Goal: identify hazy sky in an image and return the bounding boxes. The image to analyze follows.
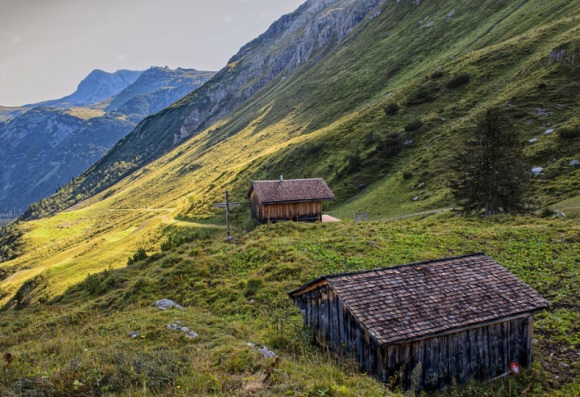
[0,0,305,106]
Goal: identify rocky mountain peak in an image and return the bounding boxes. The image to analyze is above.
[178,0,384,139]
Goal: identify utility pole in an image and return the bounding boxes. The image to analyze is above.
[214,191,241,239]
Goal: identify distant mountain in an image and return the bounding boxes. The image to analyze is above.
[0,106,27,123]
[32,69,143,109]
[32,0,580,221]
[0,67,215,215]
[107,67,216,123]
[0,108,134,213]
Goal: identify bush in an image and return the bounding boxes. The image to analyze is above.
[405,119,424,132]
[377,133,404,158]
[558,126,579,139]
[244,278,264,297]
[446,73,471,89]
[539,207,556,218]
[383,102,400,115]
[127,248,148,265]
[431,69,445,79]
[406,82,440,105]
[403,171,414,180]
[346,151,362,172]
[363,132,375,146]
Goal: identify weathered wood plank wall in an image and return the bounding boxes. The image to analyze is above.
[254,200,323,223]
[294,289,535,392]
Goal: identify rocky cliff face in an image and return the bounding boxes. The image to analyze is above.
[178,0,383,139]
[67,0,385,192]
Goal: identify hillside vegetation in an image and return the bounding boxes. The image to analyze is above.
[1,0,580,395]
[1,217,579,395]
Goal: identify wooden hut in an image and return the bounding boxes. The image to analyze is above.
[288,254,549,392]
[247,176,335,224]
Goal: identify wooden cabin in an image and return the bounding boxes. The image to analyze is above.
[247,176,335,224]
[288,254,549,392]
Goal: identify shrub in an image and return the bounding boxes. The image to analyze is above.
[383,102,400,115]
[403,171,414,180]
[346,151,362,172]
[127,248,148,265]
[446,73,471,89]
[558,126,579,139]
[244,278,264,297]
[539,207,556,218]
[406,82,440,105]
[363,132,375,146]
[405,119,424,132]
[377,133,404,158]
[431,69,445,79]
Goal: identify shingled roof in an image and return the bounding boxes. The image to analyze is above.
[289,254,549,346]
[248,178,335,204]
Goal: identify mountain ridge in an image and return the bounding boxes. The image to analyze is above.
[28,69,143,109]
[0,67,215,215]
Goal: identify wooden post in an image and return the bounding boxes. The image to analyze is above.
[214,191,241,239]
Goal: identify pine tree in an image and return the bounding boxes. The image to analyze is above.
[449,108,530,216]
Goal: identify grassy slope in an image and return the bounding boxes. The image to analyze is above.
[1,0,578,319]
[1,216,579,395]
[1,0,580,394]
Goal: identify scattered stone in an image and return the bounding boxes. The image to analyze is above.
[545,128,554,134]
[425,21,435,28]
[446,9,456,20]
[441,117,446,122]
[529,138,538,144]
[418,182,426,188]
[247,342,256,348]
[531,167,544,176]
[369,241,378,249]
[259,346,277,358]
[413,196,419,202]
[155,299,183,310]
[167,323,197,338]
[571,159,580,167]
[130,331,138,339]
[534,107,552,117]
[404,139,414,146]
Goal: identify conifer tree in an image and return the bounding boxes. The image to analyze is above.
[449,108,530,216]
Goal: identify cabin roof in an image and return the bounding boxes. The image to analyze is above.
[289,254,549,346]
[247,178,335,204]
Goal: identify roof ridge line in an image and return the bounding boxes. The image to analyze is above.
[327,252,488,280]
[288,252,487,296]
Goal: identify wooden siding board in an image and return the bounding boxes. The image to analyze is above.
[290,254,548,346]
[256,201,324,223]
[526,316,534,365]
[293,279,541,392]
